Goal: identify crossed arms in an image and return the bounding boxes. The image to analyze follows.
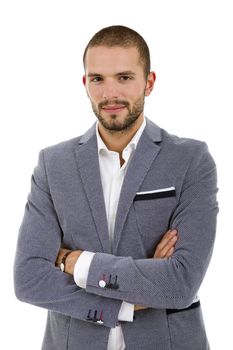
[14,141,218,328]
[55,228,179,312]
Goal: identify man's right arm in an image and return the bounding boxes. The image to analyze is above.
[14,149,178,327]
[65,229,178,313]
[13,150,123,328]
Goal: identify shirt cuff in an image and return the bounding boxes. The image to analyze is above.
[118,301,134,322]
[73,251,95,288]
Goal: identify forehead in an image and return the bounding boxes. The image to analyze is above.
[85,46,143,75]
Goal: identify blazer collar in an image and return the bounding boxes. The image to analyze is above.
[78,116,162,145]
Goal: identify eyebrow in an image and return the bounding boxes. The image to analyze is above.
[87,71,136,78]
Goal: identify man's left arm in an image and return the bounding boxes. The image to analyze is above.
[66,142,218,310]
[84,142,218,309]
[56,228,178,316]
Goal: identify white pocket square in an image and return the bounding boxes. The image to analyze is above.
[136,186,175,195]
[134,187,176,201]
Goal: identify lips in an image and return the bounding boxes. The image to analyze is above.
[102,105,126,114]
[102,105,125,110]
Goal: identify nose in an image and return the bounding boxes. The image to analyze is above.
[102,80,119,100]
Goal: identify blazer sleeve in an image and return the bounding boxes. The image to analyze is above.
[85,142,219,309]
[13,149,122,328]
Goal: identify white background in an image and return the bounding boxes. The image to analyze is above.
[0,1,232,349]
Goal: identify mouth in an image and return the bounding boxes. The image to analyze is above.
[102,105,126,113]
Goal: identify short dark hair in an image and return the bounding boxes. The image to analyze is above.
[83,25,151,80]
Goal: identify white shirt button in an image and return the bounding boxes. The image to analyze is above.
[99,280,106,288]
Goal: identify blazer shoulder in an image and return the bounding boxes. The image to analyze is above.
[163,127,204,146]
[160,128,216,170]
[162,128,210,155]
[35,134,86,170]
[40,134,83,157]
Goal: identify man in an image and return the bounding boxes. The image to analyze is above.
[14,25,218,350]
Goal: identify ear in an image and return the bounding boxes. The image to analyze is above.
[145,71,156,97]
[82,75,90,99]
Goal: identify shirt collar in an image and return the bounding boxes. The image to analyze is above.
[96,117,146,154]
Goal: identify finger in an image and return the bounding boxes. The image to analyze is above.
[134,304,148,311]
[159,235,178,257]
[154,230,177,258]
[154,235,177,258]
[55,248,69,265]
[156,229,177,251]
[164,246,175,258]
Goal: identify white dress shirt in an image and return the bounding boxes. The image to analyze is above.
[74,117,146,350]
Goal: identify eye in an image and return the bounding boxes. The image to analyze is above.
[119,75,133,81]
[91,77,103,82]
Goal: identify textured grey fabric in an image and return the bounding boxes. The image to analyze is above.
[14,117,218,349]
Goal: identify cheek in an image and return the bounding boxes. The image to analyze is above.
[87,86,103,103]
[85,89,97,104]
[129,84,145,98]
[120,88,136,103]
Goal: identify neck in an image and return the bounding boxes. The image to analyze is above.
[97,114,144,154]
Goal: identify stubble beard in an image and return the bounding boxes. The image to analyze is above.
[90,94,145,134]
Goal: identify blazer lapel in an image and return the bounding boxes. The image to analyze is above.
[112,118,162,254]
[75,123,111,253]
[74,118,162,255]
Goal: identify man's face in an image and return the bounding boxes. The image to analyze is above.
[83,46,155,132]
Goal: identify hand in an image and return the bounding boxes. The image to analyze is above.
[55,248,83,275]
[134,229,178,312]
[153,229,178,259]
[134,304,149,311]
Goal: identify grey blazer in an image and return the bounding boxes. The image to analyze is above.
[14,117,218,350]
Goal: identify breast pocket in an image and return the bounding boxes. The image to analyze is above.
[133,189,177,237]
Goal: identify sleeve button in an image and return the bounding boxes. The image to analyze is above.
[99,280,106,288]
